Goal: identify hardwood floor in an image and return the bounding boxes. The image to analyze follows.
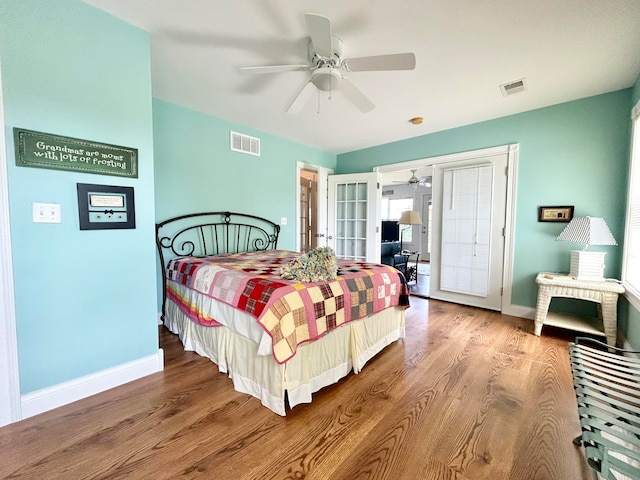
[409,261,429,297]
[409,273,430,297]
[0,298,593,480]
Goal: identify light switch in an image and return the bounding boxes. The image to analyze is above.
[32,203,61,223]
[280,217,287,225]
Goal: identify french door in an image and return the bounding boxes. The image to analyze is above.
[327,172,381,263]
[429,153,509,311]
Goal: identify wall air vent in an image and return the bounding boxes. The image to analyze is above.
[499,78,527,97]
[230,131,260,156]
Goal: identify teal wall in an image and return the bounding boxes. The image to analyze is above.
[337,91,632,313]
[153,99,337,250]
[0,0,158,393]
[619,300,640,350]
[1,0,638,403]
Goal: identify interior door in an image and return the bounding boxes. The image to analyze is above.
[429,153,508,311]
[299,169,318,253]
[327,172,381,263]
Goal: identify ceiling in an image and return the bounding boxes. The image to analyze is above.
[82,0,640,155]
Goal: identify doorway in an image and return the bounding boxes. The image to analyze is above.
[376,144,518,312]
[296,163,333,254]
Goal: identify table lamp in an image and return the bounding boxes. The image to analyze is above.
[555,216,617,281]
[398,210,422,251]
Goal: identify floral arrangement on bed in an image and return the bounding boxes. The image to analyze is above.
[279,246,338,282]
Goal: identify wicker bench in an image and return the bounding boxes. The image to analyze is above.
[569,337,640,480]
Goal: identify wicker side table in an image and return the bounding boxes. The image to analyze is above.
[534,273,625,348]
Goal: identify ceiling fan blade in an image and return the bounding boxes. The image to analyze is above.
[287,81,316,114]
[339,77,375,113]
[343,52,416,72]
[305,13,333,58]
[239,64,311,75]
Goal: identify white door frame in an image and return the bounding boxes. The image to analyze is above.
[376,144,519,314]
[296,162,333,252]
[0,59,22,426]
[421,193,432,262]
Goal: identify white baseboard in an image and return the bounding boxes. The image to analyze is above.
[503,303,535,319]
[21,349,164,420]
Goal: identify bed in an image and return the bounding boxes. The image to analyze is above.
[156,212,409,415]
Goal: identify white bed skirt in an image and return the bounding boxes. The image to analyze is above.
[165,300,405,416]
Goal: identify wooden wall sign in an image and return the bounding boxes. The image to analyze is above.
[14,128,138,178]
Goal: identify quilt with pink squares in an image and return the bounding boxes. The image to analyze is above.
[166,250,409,363]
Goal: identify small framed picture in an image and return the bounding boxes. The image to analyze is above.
[77,183,135,230]
[538,205,574,222]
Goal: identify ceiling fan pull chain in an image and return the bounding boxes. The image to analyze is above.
[328,66,333,101]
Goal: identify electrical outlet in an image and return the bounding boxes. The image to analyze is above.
[280,217,287,225]
[32,203,61,223]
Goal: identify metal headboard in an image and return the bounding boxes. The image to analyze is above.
[155,211,280,319]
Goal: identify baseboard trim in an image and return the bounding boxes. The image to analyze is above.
[503,304,535,319]
[21,349,164,420]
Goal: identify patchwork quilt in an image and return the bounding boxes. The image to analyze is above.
[166,250,409,363]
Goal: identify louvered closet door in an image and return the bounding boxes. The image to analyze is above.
[430,154,508,311]
[327,172,381,263]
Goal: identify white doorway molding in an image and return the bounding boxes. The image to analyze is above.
[0,58,22,426]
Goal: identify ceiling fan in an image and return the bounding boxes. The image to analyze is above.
[393,170,431,190]
[239,13,416,113]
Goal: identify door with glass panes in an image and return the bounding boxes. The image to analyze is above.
[327,172,380,263]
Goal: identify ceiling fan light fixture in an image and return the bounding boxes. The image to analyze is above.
[408,169,420,190]
[311,67,342,91]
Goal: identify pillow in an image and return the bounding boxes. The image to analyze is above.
[279,247,338,282]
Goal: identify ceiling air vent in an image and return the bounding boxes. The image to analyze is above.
[230,131,260,156]
[499,78,527,97]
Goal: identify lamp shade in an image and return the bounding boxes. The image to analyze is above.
[555,216,617,248]
[398,210,422,225]
[555,216,617,281]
